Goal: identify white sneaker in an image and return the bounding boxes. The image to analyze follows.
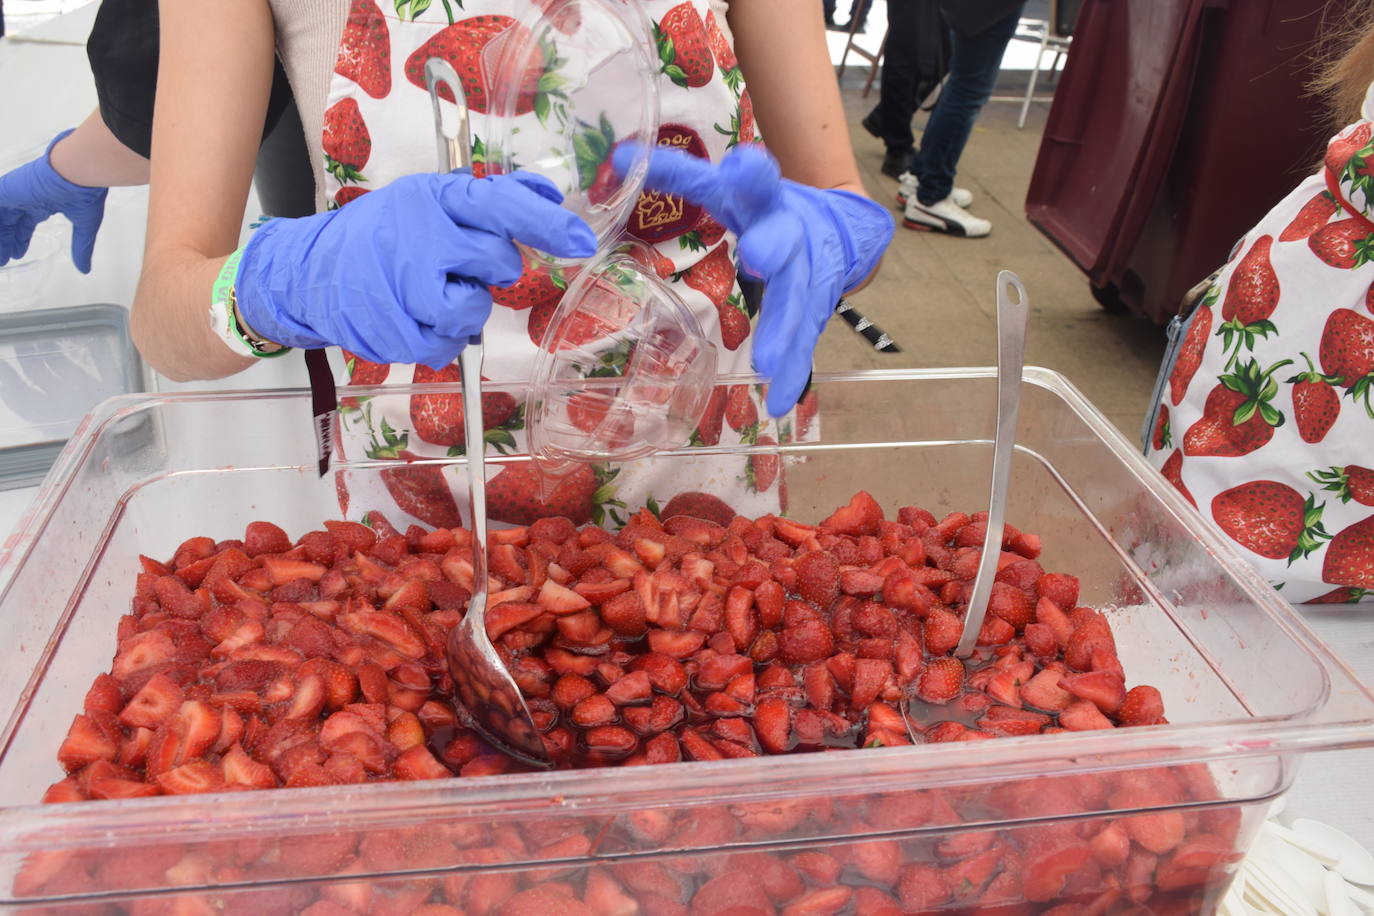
[903,194,992,237]
[896,171,973,209]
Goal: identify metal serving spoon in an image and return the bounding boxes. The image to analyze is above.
[426,58,552,767]
[955,271,1030,659]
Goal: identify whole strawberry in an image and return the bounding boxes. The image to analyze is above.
[691,386,727,446]
[571,115,620,206]
[364,417,462,529]
[1323,515,1374,588]
[678,214,726,253]
[1309,218,1374,270]
[1287,352,1343,443]
[1211,481,1328,562]
[1307,586,1373,604]
[681,242,735,309]
[341,349,389,409]
[409,364,519,448]
[704,9,740,91]
[654,2,715,89]
[486,464,622,527]
[745,433,778,492]
[1160,450,1194,507]
[1326,122,1374,179]
[1220,236,1279,325]
[1150,405,1171,451]
[333,187,368,209]
[916,658,964,703]
[404,17,553,116]
[1279,192,1338,243]
[492,259,572,312]
[1319,309,1374,416]
[724,384,758,431]
[1308,465,1374,506]
[334,0,391,99]
[1182,358,1292,458]
[322,99,371,183]
[1168,288,1215,406]
[716,294,750,351]
[714,91,756,148]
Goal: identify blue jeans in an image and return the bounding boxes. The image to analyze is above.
[911,6,1023,205]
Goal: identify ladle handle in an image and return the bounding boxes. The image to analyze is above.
[425,58,472,172]
[955,271,1029,659]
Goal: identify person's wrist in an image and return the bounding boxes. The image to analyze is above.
[41,130,103,197]
[231,219,328,352]
[826,189,892,289]
[210,244,291,358]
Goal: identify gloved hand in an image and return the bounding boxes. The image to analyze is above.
[617,144,893,416]
[235,170,597,368]
[0,130,108,273]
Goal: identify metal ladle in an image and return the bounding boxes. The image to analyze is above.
[426,58,552,767]
[955,271,1030,659]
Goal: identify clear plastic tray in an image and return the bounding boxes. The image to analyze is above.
[0,303,142,490]
[1,368,1372,913]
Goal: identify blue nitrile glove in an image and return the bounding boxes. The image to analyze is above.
[234,170,597,368]
[616,144,893,416]
[0,130,108,273]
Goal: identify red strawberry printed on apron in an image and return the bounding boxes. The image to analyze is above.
[322,0,794,534]
[1145,85,1374,603]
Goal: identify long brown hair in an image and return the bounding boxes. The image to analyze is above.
[1313,1,1374,129]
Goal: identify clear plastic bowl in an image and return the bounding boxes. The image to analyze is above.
[2,368,1372,913]
[528,248,717,463]
[0,230,60,311]
[483,0,660,255]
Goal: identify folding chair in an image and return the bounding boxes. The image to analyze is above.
[1015,0,1079,128]
[835,0,889,98]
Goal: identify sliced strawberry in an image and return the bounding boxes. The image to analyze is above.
[57,714,118,773]
[537,578,592,614]
[1061,670,1126,714]
[393,745,451,780]
[118,673,184,729]
[1059,699,1115,731]
[156,759,225,795]
[819,490,884,536]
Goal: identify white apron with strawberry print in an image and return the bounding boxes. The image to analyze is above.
[304,0,799,533]
[1143,82,1374,605]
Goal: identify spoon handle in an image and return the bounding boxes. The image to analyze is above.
[956,271,1029,659]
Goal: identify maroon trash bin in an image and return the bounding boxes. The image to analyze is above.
[1025,0,1341,324]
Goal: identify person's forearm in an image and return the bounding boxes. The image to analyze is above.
[49,110,150,187]
[133,0,276,381]
[132,250,255,381]
[728,0,866,196]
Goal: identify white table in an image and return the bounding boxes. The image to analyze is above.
[3,0,1372,858]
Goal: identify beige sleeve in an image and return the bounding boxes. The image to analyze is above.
[268,0,350,212]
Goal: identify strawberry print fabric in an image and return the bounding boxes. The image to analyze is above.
[1144,99,1374,605]
[319,0,788,532]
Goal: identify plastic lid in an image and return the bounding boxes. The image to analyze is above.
[481,0,660,254]
[527,248,717,463]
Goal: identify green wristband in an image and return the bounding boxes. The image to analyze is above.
[209,246,290,358]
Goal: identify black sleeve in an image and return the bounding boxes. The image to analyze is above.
[86,0,161,158]
[86,0,294,159]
